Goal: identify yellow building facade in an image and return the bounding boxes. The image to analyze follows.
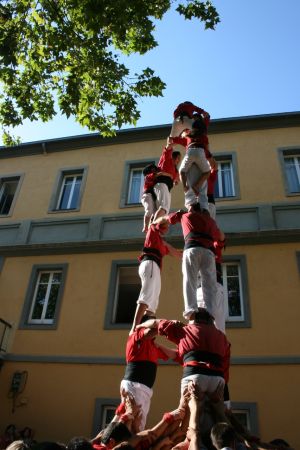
[0,113,299,447]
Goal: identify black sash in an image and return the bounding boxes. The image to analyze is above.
[124,361,157,389]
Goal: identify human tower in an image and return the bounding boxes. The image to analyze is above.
[95,102,232,449]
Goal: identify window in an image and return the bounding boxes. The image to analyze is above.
[57,173,83,210]
[105,261,140,329]
[49,167,88,213]
[128,168,144,204]
[19,264,68,329]
[231,402,259,435]
[223,262,244,321]
[92,398,119,435]
[0,175,23,216]
[120,160,156,208]
[223,255,251,328]
[213,153,240,200]
[284,154,300,193]
[215,161,235,198]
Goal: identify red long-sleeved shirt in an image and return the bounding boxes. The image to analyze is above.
[158,319,230,382]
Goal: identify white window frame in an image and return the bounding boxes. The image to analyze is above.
[216,160,235,198]
[56,173,83,210]
[0,174,23,217]
[105,261,140,329]
[28,270,63,324]
[231,402,259,435]
[120,159,156,208]
[284,154,300,193]
[223,261,245,322]
[127,167,144,205]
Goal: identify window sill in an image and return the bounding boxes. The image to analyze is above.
[47,208,80,214]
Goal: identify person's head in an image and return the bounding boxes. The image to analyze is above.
[20,428,34,440]
[67,437,92,450]
[5,425,18,438]
[173,101,194,119]
[188,117,207,138]
[193,307,214,324]
[210,422,237,450]
[172,151,181,166]
[158,222,169,235]
[188,202,201,213]
[142,163,158,176]
[101,422,132,449]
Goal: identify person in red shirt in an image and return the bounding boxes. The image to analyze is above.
[169,119,215,211]
[170,101,210,138]
[121,314,177,432]
[141,164,158,233]
[130,222,181,333]
[136,308,231,430]
[152,145,181,223]
[154,203,224,320]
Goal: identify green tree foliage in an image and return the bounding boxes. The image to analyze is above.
[0,0,219,145]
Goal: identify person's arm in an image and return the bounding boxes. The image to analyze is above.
[156,171,173,178]
[164,242,182,259]
[136,318,160,331]
[170,136,187,147]
[156,342,178,360]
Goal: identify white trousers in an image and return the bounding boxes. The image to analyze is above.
[180,148,210,210]
[120,379,153,431]
[197,282,228,333]
[181,374,224,395]
[153,183,171,214]
[182,247,217,319]
[137,260,161,314]
[141,192,156,218]
[170,116,194,137]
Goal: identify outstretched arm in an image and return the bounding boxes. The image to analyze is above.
[165,242,182,259]
[156,343,178,360]
[136,318,160,330]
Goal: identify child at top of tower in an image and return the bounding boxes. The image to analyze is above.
[170,101,210,138]
[168,118,215,211]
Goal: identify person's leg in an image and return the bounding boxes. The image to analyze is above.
[212,283,226,334]
[153,184,171,219]
[170,116,193,137]
[131,261,161,332]
[141,193,156,233]
[198,249,217,318]
[182,248,201,319]
[187,381,205,450]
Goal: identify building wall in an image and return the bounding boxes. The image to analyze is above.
[0,114,300,447]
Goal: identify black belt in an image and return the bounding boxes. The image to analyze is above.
[124,361,157,389]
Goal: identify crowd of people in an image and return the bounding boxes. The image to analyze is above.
[0,103,293,450]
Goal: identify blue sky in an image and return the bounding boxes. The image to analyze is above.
[6,0,300,144]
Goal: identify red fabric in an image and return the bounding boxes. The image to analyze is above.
[168,210,223,249]
[158,320,231,382]
[115,402,126,416]
[126,327,169,364]
[92,444,107,450]
[141,224,170,256]
[172,135,211,159]
[173,102,210,127]
[143,172,156,192]
[207,169,218,196]
[158,146,179,183]
[214,240,225,264]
